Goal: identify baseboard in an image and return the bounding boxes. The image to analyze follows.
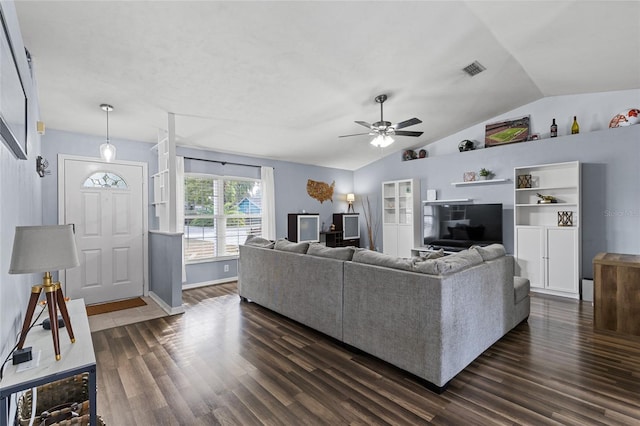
[148,291,185,315]
[581,279,594,302]
[182,276,237,290]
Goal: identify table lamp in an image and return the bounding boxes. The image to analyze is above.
[347,193,355,213]
[9,225,80,361]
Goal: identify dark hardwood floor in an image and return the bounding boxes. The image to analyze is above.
[92,283,640,425]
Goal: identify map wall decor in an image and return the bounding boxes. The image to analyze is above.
[307,179,334,203]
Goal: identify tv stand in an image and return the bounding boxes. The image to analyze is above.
[321,231,359,248]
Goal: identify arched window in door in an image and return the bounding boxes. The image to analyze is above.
[82,171,128,189]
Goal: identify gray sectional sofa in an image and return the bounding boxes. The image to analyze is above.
[238,238,529,392]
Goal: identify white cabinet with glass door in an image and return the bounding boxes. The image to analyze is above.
[382,179,420,257]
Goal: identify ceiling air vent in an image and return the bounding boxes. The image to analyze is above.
[462,60,486,77]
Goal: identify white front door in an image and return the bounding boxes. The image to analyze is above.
[60,156,146,305]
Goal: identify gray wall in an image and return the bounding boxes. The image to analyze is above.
[0,2,43,360]
[40,134,354,288]
[178,146,355,239]
[178,146,354,286]
[40,89,640,289]
[355,124,640,279]
[41,129,159,229]
[149,231,183,309]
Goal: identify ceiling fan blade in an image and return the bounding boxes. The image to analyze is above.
[394,130,424,137]
[339,132,373,138]
[354,120,373,129]
[393,117,422,130]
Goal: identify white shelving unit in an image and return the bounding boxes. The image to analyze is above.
[514,161,581,299]
[382,178,420,257]
[451,178,510,186]
[152,130,170,231]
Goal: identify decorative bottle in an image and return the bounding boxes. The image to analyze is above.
[550,118,558,138]
[571,116,579,134]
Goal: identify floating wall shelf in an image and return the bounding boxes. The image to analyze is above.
[451,178,510,186]
[423,198,472,204]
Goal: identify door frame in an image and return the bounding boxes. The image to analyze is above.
[57,154,149,297]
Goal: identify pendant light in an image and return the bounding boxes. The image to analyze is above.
[99,104,116,162]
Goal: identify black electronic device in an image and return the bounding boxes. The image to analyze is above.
[423,203,503,252]
[12,346,32,365]
[43,316,66,330]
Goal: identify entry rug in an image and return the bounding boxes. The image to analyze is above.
[86,297,146,316]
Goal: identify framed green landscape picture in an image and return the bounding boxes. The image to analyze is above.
[485,116,530,148]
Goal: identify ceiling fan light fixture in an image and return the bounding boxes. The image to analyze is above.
[99,103,116,162]
[370,134,394,148]
[340,94,421,143]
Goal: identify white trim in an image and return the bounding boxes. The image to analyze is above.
[149,291,185,315]
[57,154,149,298]
[182,276,237,290]
[185,255,237,265]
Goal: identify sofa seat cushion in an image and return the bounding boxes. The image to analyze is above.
[473,244,506,261]
[244,235,275,248]
[307,243,355,261]
[274,239,309,254]
[514,276,530,303]
[352,249,414,271]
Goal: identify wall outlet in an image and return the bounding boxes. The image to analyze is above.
[224,264,229,272]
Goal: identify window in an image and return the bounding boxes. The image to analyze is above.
[83,172,128,189]
[184,174,262,262]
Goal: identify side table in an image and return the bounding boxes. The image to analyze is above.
[593,252,640,337]
[0,299,96,426]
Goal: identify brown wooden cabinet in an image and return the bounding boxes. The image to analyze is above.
[287,213,320,243]
[593,252,640,337]
[321,231,359,248]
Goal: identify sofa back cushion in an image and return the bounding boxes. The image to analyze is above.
[352,249,414,272]
[307,243,355,261]
[412,248,484,275]
[412,249,445,262]
[244,235,275,249]
[274,239,309,254]
[473,244,506,261]
[434,249,484,274]
[413,259,440,274]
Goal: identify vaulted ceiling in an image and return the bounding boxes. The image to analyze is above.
[15,1,640,170]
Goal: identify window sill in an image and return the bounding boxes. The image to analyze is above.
[185,255,238,265]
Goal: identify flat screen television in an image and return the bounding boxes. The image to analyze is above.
[423,203,503,252]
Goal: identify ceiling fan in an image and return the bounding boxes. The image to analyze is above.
[339,94,423,148]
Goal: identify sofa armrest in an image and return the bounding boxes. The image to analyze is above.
[239,244,345,340]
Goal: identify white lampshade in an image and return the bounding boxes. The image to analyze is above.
[9,225,79,274]
[370,134,394,148]
[100,142,116,162]
[346,193,355,203]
